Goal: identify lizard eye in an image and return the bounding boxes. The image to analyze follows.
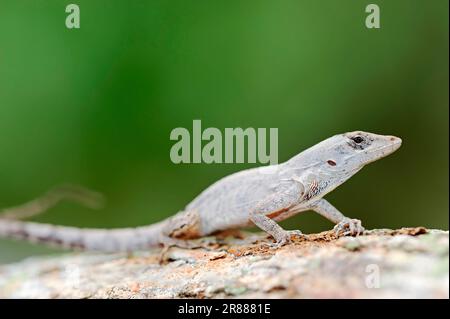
[351,136,364,144]
[327,160,336,166]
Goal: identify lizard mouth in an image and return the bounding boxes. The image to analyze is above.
[366,136,402,162]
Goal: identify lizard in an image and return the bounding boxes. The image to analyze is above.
[0,131,401,252]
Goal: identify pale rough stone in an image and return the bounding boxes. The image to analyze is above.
[0,228,448,299]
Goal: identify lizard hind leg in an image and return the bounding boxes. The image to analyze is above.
[163,210,202,240]
[157,211,211,263]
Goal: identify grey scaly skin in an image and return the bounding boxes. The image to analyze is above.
[0,131,402,252]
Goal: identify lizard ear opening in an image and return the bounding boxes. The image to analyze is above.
[327,160,337,166]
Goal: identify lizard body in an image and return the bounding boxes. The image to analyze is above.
[0,131,401,251]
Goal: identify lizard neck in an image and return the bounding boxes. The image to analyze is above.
[280,156,362,196]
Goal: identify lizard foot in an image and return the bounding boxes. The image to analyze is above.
[265,230,307,249]
[333,218,364,237]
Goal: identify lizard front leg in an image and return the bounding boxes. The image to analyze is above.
[250,184,304,247]
[310,199,364,236]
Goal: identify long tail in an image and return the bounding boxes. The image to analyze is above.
[0,185,166,252]
[0,184,105,220]
[0,218,167,252]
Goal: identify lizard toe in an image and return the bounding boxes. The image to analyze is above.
[334,218,364,237]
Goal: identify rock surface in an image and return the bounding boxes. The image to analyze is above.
[0,228,448,298]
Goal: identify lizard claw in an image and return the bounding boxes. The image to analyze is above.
[334,218,365,237]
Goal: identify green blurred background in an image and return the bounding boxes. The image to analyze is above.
[0,0,448,263]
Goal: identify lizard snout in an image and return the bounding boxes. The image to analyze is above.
[387,136,402,151]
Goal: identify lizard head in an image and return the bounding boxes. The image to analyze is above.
[284,131,402,200]
[315,131,402,178]
[342,131,402,164]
